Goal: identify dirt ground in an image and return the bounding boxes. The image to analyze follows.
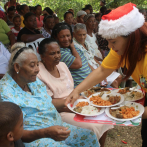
[105,125,142,147]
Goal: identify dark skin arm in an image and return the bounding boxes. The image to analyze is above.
[22,126,71,142]
[21,34,44,43]
[7,31,15,46]
[4,2,8,11]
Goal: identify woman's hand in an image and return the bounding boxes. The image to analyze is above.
[44,126,71,141]
[69,42,75,49]
[65,89,80,107]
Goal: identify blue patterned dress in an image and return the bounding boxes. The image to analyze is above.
[0,73,99,147]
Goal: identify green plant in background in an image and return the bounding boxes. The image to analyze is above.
[1,0,147,20]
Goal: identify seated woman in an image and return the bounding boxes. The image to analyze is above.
[0,19,15,51]
[34,5,44,29]
[73,23,122,88]
[84,14,104,61]
[37,38,113,147]
[41,15,55,38]
[0,42,11,79]
[0,42,99,147]
[17,12,44,43]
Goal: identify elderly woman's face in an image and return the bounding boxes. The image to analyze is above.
[25,15,37,29]
[18,53,39,83]
[74,29,87,45]
[57,29,72,48]
[86,16,96,30]
[41,43,61,66]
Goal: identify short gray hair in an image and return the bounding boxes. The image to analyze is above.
[74,23,87,33]
[8,42,37,75]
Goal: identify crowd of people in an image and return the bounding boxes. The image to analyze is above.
[0,0,147,147]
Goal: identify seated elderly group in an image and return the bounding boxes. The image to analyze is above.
[0,6,123,147]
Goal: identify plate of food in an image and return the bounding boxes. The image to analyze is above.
[67,99,105,116]
[105,102,144,121]
[113,87,144,102]
[81,87,111,98]
[88,92,124,107]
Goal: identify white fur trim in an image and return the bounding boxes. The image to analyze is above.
[98,6,145,39]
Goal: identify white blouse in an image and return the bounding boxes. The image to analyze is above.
[0,42,11,74]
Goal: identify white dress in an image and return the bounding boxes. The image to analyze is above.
[86,33,103,59]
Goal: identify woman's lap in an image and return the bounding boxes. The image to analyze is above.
[60,112,113,140]
[24,122,99,147]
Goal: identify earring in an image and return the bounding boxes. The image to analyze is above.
[17,71,19,74]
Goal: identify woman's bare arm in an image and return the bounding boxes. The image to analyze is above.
[65,65,115,105]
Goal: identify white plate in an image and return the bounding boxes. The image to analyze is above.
[113,88,144,102]
[88,92,124,107]
[105,102,145,121]
[67,99,105,116]
[81,89,112,99]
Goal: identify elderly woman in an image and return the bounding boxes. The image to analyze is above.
[73,23,122,88]
[17,12,44,43]
[41,15,55,38]
[84,14,104,61]
[37,38,113,147]
[0,19,15,50]
[0,42,99,147]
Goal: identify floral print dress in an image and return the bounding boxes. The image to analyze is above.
[0,73,99,147]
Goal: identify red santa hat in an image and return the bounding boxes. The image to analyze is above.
[98,3,145,39]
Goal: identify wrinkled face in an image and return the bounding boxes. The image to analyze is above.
[8,10,15,18]
[86,16,96,30]
[64,13,74,25]
[35,6,42,15]
[74,29,87,45]
[77,14,85,23]
[45,18,55,30]
[18,53,39,83]
[12,112,23,141]
[22,5,30,15]
[41,43,61,67]
[107,36,129,55]
[25,15,37,29]
[13,17,21,27]
[57,29,72,48]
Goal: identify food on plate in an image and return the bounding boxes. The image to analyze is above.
[109,106,140,119]
[76,101,89,107]
[90,95,121,106]
[117,87,143,101]
[84,87,110,97]
[118,87,130,94]
[73,102,101,115]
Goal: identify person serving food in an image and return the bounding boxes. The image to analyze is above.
[65,3,147,147]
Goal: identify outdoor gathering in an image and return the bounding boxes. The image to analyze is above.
[0,0,147,146]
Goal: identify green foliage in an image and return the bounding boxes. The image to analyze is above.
[8,0,146,20]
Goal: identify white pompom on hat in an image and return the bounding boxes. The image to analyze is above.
[98,3,145,39]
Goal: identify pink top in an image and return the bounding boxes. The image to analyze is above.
[37,62,74,99]
[36,15,44,28]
